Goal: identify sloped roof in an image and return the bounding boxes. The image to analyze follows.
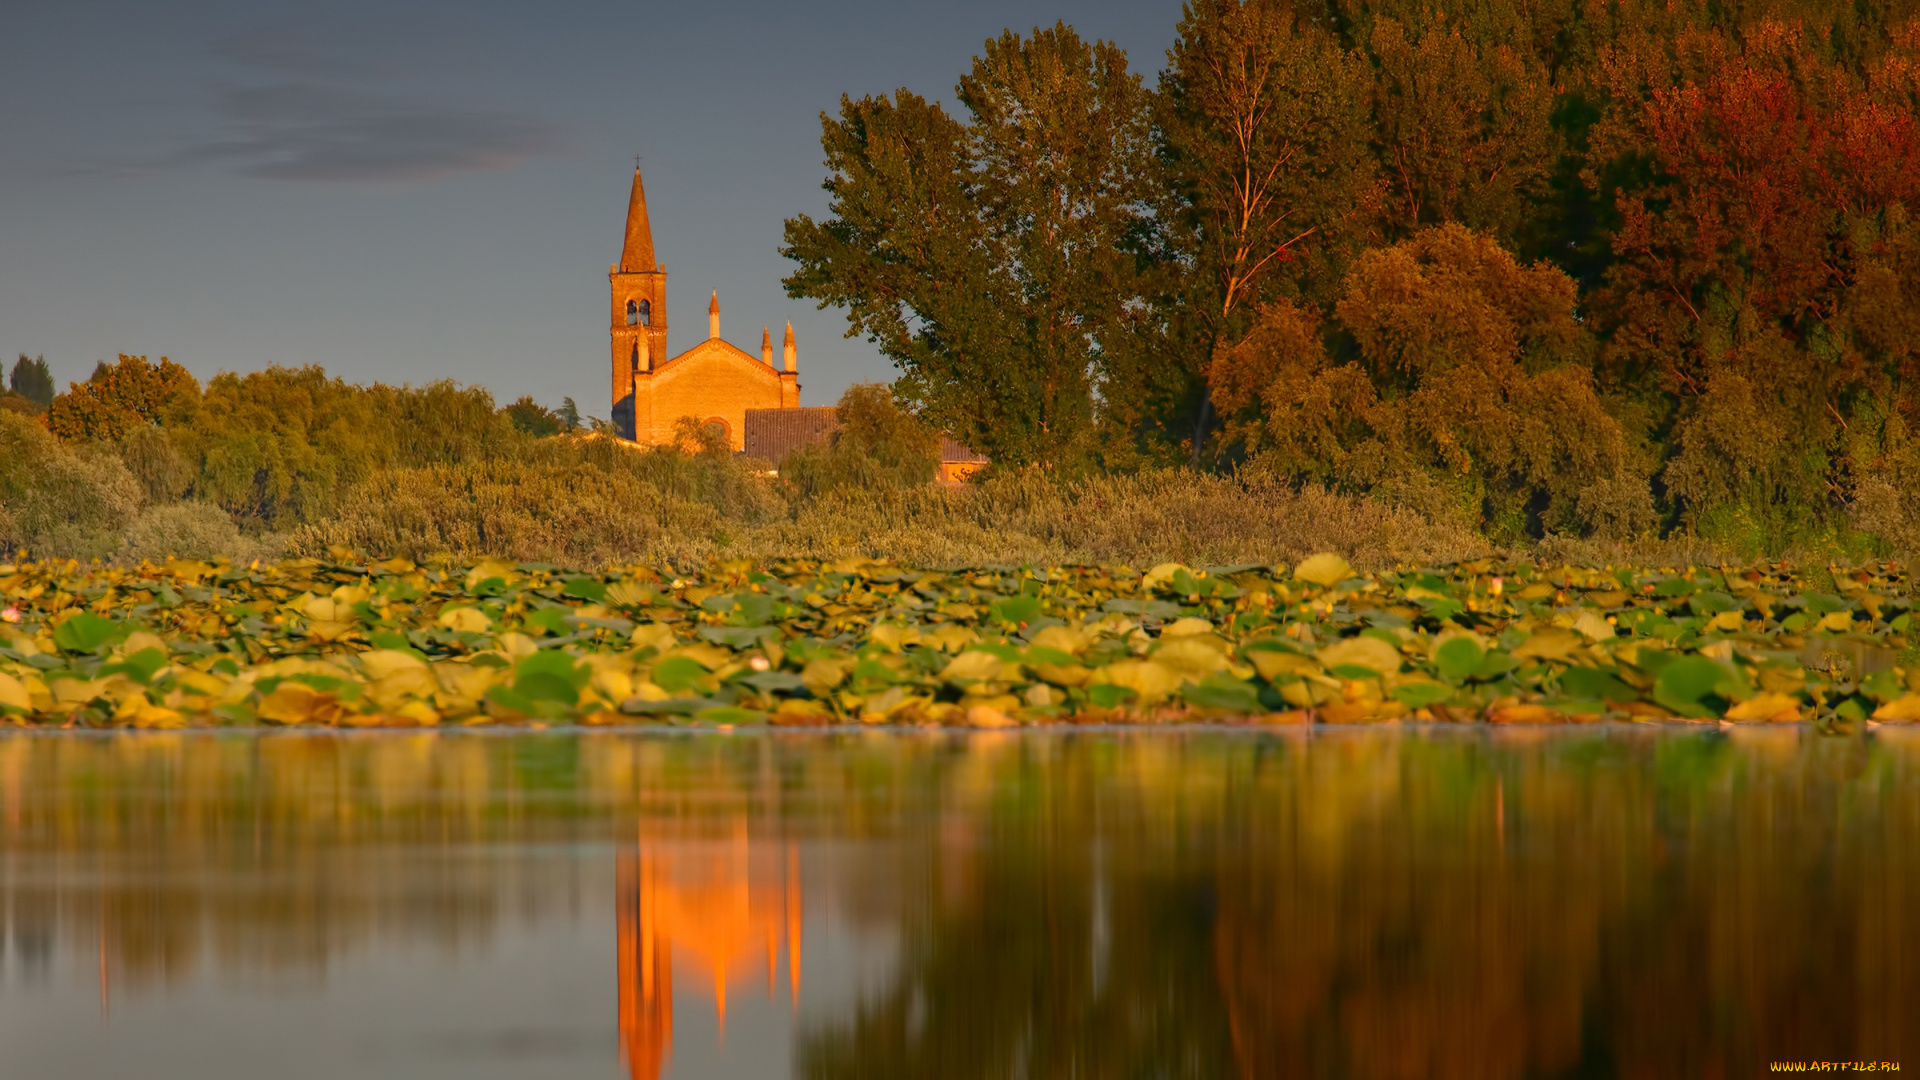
[741,406,990,467]
[653,337,782,386]
[939,438,989,464]
[744,407,839,464]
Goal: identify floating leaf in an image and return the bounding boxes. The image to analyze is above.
[53,612,121,653]
[1293,554,1353,587]
[1435,637,1484,682]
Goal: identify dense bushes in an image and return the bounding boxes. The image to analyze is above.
[0,362,1493,569]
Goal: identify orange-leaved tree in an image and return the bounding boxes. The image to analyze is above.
[46,355,200,443]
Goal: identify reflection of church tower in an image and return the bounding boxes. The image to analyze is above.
[610,167,669,441]
[615,829,802,1080]
[617,854,674,1080]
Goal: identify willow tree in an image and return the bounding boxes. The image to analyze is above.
[782,23,1157,469]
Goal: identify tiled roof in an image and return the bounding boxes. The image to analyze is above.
[742,407,991,467]
[939,438,989,463]
[743,407,840,464]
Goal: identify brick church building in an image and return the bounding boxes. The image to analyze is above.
[608,167,802,450]
[606,166,987,481]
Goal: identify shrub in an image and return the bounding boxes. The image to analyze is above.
[120,502,255,564]
[0,411,144,559]
[118,425,193,504]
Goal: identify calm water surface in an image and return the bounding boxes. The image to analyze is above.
[0,727,1915,1079]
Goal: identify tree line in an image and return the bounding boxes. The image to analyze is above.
[780,0,1920,551]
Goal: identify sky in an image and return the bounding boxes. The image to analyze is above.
[1,0,1181,420]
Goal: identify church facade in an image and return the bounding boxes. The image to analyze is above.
[609,167,800,450]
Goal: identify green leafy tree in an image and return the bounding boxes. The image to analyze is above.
[558,397,583,431]
[784,23,1158,470]
[1364,16,1560,243]
[781,384,941,499]
[505,395,564,437]
[9,354,54,406]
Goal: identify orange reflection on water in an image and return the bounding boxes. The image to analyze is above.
[616,820,801,1080]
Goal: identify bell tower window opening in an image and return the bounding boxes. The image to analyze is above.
[638,299,651,326]
[626,300,639,326]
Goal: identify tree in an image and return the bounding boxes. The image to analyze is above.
[46,355,200,443]
[1214,225,1651,538]
[505,395,564,437]
[9,355,53,406]
[781,384,941,499]
[1157,0,1377,459]
[1364,16,1560,243]
[784,23,1158,470]
[558,397,583,431]
[1582,19,1920,544]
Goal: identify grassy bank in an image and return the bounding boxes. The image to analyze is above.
[1,554,1913,729]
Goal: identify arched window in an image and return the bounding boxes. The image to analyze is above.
[638,299,651,326]
[630,342,639,370]
[626,300,639,326]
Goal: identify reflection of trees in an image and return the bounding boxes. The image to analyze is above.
[801,729,1920,1079]
[0,729,954,996]
[5,727,1920,1076]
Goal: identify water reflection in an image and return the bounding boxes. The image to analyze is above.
[0,728,1916,1078]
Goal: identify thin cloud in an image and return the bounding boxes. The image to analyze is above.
[209,29,383,80]
[176,83,571,184]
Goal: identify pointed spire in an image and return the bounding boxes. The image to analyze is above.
[709,291,721,340]
[619,167,657,273]
[761,327,774,365]
[782,321,796,372]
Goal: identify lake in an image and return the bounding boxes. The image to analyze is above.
[0,726,1913,1078]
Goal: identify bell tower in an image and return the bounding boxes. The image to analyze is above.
[610,166,669,440]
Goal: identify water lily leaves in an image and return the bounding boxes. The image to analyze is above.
[512,651,588,706]
[0,672,31,712]
[650,656,712,695]
[562,577,608,603]
[1092,659,1182,703]
[1435,637,1484,682]
[436,607,491,634]
[1243,641,1318,683]
[942,650,1011,684]
[1181,673,1262,712]
[704,591,776,626]
[1572,609,1615,641]
[802,656,853,696]
[1391,680,1454,708]
[1559,666,1636,702]
[0,555,1914,727]
[1293,554,1354,588]
[1316,635,1401,678]
[99,648,169,685]
[1512,628,1583,663]
[1689,591,1739,617]
[692,705,767,726]
[1153,635,1233,677]
[1653,656,1749,718]
[53,612,122,653]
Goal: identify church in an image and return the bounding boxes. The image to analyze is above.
[607,166,805,450]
